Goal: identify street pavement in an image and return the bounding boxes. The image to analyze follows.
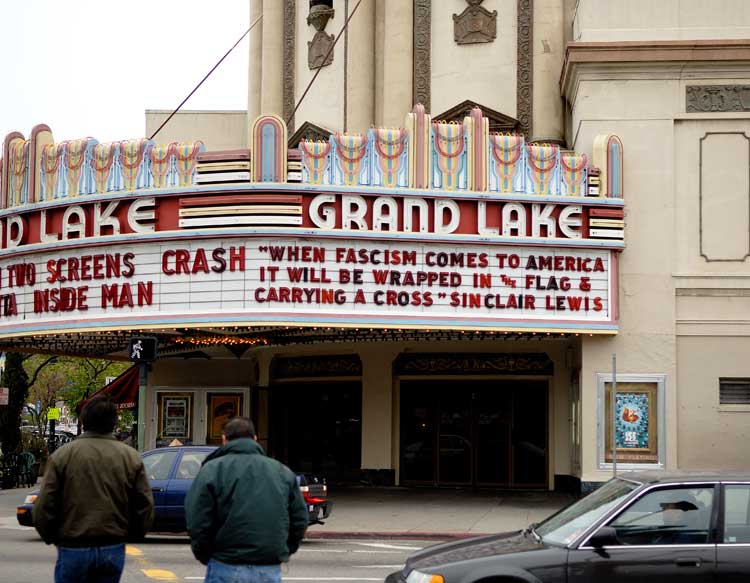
[0,483,573,581]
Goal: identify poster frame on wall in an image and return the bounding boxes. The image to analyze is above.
[596,373,666,470]
[207,393,244,444]
[156,392,193,447]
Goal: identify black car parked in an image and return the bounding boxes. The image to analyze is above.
[387,472,750,583]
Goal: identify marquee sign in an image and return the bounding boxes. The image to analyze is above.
[0,187,624,254]
[0,235,616,336]
[0,111,625,337]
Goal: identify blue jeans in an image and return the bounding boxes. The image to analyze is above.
[54,544,126,583]
[205,559,281,583]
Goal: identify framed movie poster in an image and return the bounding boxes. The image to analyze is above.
[207,393,243,444]
[156,392,193,447]
[597,374,665,469]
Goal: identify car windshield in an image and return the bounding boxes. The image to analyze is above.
[535,478,640,545]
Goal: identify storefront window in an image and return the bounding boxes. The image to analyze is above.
[597,374,666,469]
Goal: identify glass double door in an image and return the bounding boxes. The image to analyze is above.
[268,381,362,484]
[400,380,548,488]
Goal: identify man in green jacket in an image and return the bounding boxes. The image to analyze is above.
[185,416,308,582]
[33,395,154,583]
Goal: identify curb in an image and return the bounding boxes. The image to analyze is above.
[305,530,486,541]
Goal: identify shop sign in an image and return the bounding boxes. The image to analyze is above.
[0,236,616,334]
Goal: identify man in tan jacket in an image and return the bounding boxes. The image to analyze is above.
[33,395,154,583]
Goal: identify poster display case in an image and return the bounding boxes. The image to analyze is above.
[597,374,666,469]
[207,393,244,445]
[156,392,193,447]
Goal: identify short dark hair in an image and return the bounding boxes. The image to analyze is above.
[80,395,118,434]
[223,416,255,441]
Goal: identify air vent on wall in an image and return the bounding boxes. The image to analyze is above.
[720,378,750,405]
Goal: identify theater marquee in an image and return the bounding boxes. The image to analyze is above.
[0,112,625,337]
[0,232,616,335]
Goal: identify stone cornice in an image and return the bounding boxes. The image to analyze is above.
[561,39,750,99]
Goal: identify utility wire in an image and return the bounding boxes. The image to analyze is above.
[149,13,263,141]
[287,0,363,126]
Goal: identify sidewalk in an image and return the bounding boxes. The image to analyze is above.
[305,486,574,540]
[2,483,575,541]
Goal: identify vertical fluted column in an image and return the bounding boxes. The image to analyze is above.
[261,0,284,115]
[532,0,564,140]
[375,0,413,127]
[248,0,263,129]
[345,0,375,132]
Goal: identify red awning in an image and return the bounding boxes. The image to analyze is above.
[77,365,140,413]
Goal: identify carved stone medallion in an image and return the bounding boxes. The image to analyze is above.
[434,99,519,133]
[687,85,750,112]
[453,0,497,45]
[288,121,333,148]
[307,4,334,32]
[308,30,335,69]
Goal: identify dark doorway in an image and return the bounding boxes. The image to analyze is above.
[400,380,548,488]
[269,381,362,484]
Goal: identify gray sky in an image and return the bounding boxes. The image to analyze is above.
[0,0,249,145]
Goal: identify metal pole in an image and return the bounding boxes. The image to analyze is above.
[48,418,56,454]
[612,353,617,477]
[137,363,147,453]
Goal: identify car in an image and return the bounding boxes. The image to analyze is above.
[17,445,332,532]
[386,472,750,583]
[21,425,76,447]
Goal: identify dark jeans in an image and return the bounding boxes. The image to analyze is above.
[205,559,282,583]
[54,543,126,583]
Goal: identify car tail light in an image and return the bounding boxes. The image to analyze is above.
[299,485,309,493]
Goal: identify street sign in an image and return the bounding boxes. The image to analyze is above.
[129,337,158,363]
[47,407,60,420]
[0,387,8,406]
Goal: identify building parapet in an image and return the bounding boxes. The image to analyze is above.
[1,106,624,211]
[0,125,204,210]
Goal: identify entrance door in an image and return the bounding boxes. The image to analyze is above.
[475,387,512,485]
[438,388,472,485]
[269,381,362,484]
[400,380,548,488]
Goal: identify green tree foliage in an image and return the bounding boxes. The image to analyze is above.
[0,352,30,455]
[1,354,129,453]
[60,358,129,415]
[23,356,72,433]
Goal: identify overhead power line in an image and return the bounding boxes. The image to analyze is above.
[149,13,263,141]
[287,0,364,126]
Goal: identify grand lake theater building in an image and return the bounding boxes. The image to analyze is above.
[2,0,750,492]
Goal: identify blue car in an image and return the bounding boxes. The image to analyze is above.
[17,445,332,532]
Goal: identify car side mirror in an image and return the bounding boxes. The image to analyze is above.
[588,526,620,548]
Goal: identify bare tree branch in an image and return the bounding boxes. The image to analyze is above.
[27,356,59,389]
